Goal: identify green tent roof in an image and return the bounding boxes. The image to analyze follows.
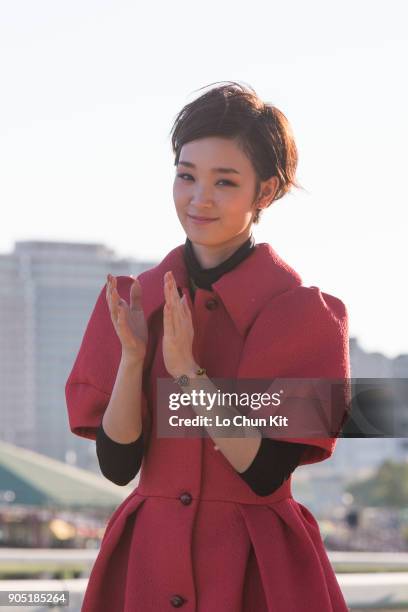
[0,440,135,510]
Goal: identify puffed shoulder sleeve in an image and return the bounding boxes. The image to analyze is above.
[65,276,149,441]
[237,285,351,466]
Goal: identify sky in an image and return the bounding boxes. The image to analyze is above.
[0,0,407,358]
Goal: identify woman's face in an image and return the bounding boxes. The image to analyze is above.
[173,136,265,247]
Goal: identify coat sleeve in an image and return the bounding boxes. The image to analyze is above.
[237,285,351,466]
[65,276,150,442]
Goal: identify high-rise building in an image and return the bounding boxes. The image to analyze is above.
[0,240,155,471]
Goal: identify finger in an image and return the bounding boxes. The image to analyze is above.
[111,276,121,303]
[106,274,115,299]
[106,277,114,311]
[164,273,176,331]
[168,272,183,313]
[163,273,170,305]
[180,297,193,338]
[130,276,143,312]
[164,272,176,306]
[167,273,184,331]
[163,302,175,338]
[164,272,186,337]
[106,276,126,329]
[116,302,124,326]
[111,286,120,307]
[172,293,185,332]
[182,300,192,327]
[110,278,122,320]
[181,294,192,319]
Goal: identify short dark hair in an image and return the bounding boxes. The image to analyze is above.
[169,80,304,223]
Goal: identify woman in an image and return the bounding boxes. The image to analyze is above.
[65,81,351,611]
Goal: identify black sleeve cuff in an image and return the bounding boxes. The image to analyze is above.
[95,422,144,486]
[237,438,307,496]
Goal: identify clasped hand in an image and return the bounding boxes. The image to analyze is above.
[106,270,197,378]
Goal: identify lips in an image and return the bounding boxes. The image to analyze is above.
[187,214,218,223]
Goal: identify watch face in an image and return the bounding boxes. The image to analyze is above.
[178,374,189,386]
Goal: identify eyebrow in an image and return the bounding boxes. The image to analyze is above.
[177,160,241,175]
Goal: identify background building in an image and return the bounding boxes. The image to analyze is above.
[0,240,154,472]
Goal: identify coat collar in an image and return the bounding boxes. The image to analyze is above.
[138,242,302,337]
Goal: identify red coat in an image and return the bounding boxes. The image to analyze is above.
[65,241,351,611]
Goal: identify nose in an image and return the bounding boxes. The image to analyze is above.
[189,185,214,208]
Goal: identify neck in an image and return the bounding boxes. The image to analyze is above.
[189,229,253,269]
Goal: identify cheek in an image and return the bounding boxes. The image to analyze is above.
[223,196,254,221]
[173,193,187,224]
[173,181,190,205]
[173,184,185,212]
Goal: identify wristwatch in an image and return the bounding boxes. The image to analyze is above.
[174,367,206,387]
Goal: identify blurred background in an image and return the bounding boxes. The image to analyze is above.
[0,0,407,610]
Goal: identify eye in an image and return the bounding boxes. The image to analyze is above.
[217,179,236,186]
[176,173,193,181]
[176,173,237,187]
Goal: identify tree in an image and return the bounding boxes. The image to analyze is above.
[345,460,408,507]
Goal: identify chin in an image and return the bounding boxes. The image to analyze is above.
[184,229,221,246]
[186,234,218,246]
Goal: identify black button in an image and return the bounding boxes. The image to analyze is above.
[179,492,192,505]
[205,298,218,310]
[170,594,186,607]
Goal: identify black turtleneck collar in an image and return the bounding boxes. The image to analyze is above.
[183,234,256,292]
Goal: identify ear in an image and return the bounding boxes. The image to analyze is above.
[256,176,280,209]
